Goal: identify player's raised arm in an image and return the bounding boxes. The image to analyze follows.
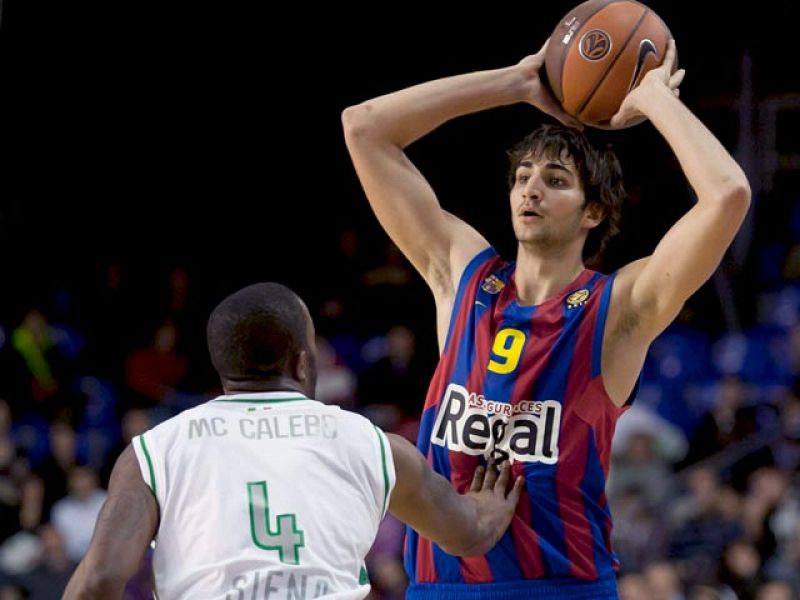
[341,41,579,301]
[611,40,751,341]
[386,433,523,557]
[62,445,158,600]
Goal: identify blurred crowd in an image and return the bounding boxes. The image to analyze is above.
[0,192,798,600]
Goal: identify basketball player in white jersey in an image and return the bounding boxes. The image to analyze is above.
[63,282,524,600]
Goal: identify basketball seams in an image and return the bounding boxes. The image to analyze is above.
[575,7,649,119]
[547,0,617,102]
[545,0,671,127]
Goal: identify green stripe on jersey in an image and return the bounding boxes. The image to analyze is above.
[138,435,157,495]
[213,396,307,404]
[373,426,390,516]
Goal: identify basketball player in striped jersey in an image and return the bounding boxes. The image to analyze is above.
[63,282,524,599]
[343,39,750,599]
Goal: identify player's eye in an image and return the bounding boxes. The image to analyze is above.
[517,174,530,184]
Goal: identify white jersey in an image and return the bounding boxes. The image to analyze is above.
[132,391,396,600]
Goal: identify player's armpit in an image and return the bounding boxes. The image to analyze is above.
[386,433,523,556]
[63,445,158,600]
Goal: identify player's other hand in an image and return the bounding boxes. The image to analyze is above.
[463,459,525,555]
[516,39,584,130]
[610,39,685,128]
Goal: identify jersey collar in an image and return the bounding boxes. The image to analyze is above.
[213,391,314,404]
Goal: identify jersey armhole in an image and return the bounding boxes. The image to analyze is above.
[593,271,643,411]
[132,433,161,505]
[442,247,498,352]
[372,426,396,520]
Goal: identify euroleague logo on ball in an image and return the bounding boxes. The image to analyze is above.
[578,29,612,61]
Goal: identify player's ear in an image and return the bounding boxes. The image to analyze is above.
[582,201,605,229]
[294,348,316,386]
[292,349,308,382]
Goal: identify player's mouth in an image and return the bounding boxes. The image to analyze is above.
[519,208,543,221]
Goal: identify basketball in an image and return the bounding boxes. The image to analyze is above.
[545,0,672,128]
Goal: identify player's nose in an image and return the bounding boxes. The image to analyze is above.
[522,175,542,199]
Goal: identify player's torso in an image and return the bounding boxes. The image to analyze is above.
[408,249,625,591]
[142,394,385,600]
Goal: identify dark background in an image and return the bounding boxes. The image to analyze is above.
[1,0,798,326]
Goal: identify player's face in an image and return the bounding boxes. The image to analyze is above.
[509,155,588,249]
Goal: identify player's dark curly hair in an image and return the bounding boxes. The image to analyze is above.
[207,282,309,383]
[507,123,626,262]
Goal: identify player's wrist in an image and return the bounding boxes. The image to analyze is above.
[629,81,673,114]
[508,62,543,102]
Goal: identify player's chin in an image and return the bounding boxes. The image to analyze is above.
[513,226,545,244]
[512,221,541,238]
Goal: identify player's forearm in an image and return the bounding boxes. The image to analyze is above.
[439,499,505,557]
[639,85,751,207]
[342,65,529,149]
[62,563,126,600]
[422,478,505,557]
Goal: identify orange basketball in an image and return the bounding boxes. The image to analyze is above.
[545,0,672,128]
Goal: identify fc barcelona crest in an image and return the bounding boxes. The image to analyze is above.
[566,288,590,309]
[481,274,505,294]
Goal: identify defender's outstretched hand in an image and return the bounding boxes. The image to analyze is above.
[387,434,525,557]
[467,459,525,550]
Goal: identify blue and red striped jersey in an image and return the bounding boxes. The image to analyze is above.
[406,247,633,588]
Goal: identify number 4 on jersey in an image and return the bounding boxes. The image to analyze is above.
[247,481,305,564]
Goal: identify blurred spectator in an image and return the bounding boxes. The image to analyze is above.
[35,422,78,519]
[13,524,76,598]
[644,561,686,600]
[359,242,426,334]
[18,476,44,533]
[358,326,430,419]
[11,310,59,407]
[0,529,40,577]
[613,403,689,465]
[678,376,775,490]
[100,408,152,487]
[608,429,675,511]
[365,515,407,600]
[75,376,119,473]
[762,520,800,594]
[50,466,106,563]
[315,336,358,409]
[717,540,762,600]
[612,488,668,574]
[0,582,26,600]
[317,229,370,337]
[791,324,800,389]
[124,319,188,410]
[0,436,20,543]
[619,573,649,600]
[0,401,11,438]
[642,322,714,433]
[769,388,800,471]
[741,468,791,562]
[687,585,729,600]
[668,468,744,585]
[755,580,793,600]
